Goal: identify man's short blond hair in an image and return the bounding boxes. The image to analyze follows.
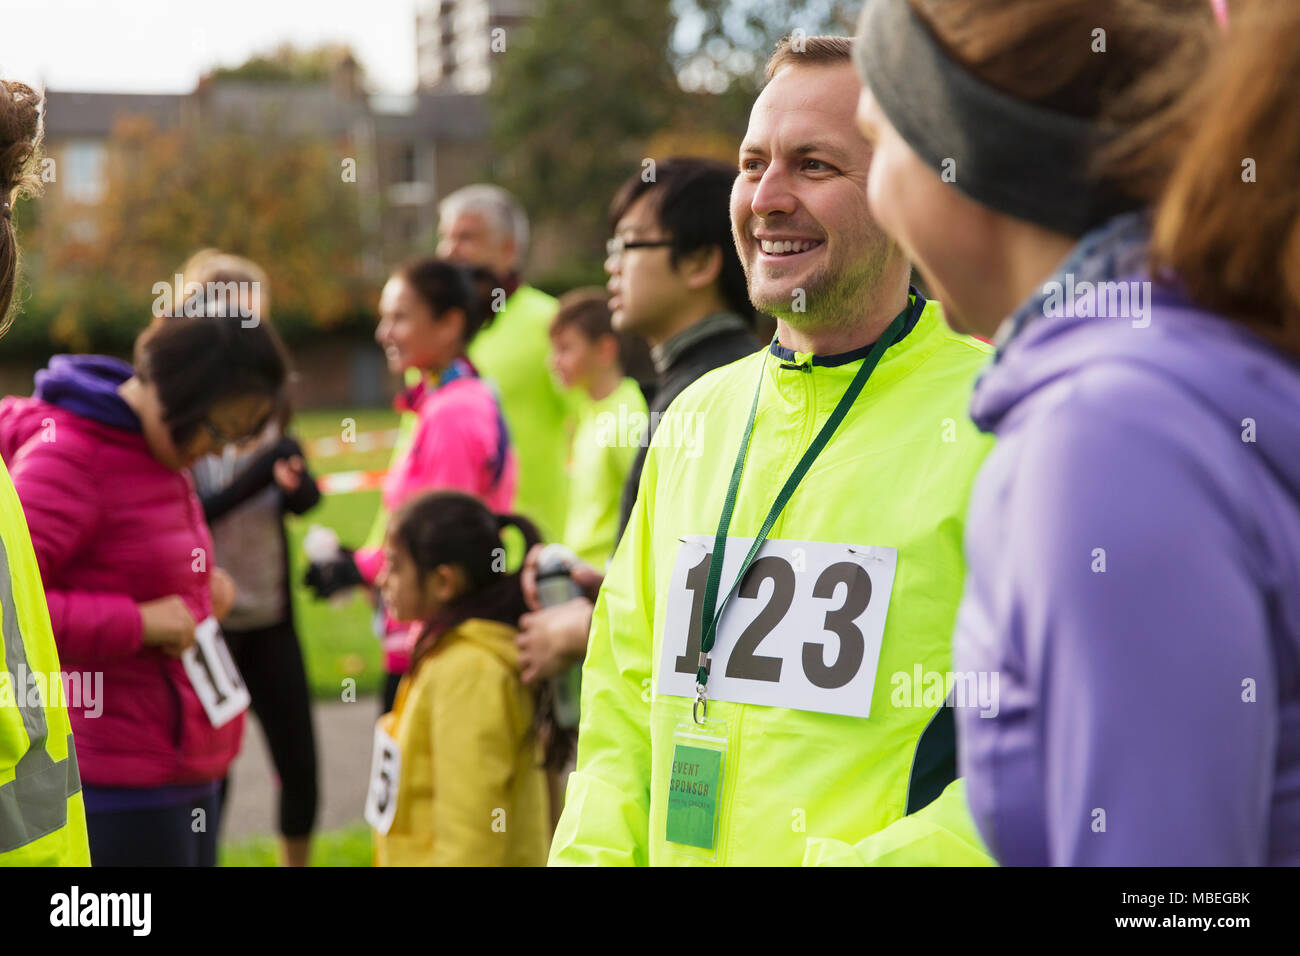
[764,34,853,82]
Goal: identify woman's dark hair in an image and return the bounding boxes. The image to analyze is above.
[133,309,290,450]
[390,490,571,769]
[609,157,757,326]
[392,257,500,350]
[0,80,43,337]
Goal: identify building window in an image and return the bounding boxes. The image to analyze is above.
[399,143,418,184]
[62,140,107,204]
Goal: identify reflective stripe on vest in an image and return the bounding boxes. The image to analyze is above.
[0,530,82,853]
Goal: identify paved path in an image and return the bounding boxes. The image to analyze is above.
[221,698,377,839]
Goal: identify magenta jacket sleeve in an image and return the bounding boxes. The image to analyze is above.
[8,436,144,665]
[354,545,383,586]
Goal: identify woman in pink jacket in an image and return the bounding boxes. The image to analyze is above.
[0,310,288,866]
[306,258,518,709]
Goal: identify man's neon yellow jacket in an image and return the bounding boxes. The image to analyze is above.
[468,285,572,541]
[549,296,995,866]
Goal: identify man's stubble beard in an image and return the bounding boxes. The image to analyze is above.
[752,238,898,334]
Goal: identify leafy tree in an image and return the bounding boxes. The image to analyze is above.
[490,0,859,259]
[20,114,375,354]
[489,0,684,243]
[210,43,366,87]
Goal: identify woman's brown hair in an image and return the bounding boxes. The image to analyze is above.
[1116,1,1300,353]
[0,81,43,337]
[907,0,1298,352]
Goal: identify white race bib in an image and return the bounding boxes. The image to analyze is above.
[365,725,401,835]
[181,617,251,728]
[656,536,897,719]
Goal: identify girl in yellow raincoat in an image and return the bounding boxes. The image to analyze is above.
[371,490,552,866]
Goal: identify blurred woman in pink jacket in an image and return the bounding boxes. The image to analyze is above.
[306,258,518,710]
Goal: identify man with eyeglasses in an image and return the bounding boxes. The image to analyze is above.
[514,158,759,690]
[602,158,762,538]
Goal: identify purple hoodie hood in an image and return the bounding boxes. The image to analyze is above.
[32,354,140,432]
[971,281,1300,503]
[955,244,1300,865]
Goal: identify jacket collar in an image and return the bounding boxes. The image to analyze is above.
[767,287,927,367]
[395,357,478,413]
[652,311,753,375]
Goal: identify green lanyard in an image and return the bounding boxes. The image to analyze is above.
[692,297,917,723]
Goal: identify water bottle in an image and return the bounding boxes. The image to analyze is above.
[535,544,584,730]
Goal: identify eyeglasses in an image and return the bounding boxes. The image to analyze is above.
[605,235,674,260]
[201,417,266,450]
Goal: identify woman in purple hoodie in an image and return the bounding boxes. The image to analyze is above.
[853,0,1300,864]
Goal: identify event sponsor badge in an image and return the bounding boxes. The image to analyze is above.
[181,616,251,728]
[365,724,401,835]
[665,717,729,861]
[657,536,897,719]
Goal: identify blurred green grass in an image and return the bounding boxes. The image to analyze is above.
[287,407,398,702]
[219,822,372,867]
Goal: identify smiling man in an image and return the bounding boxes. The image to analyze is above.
[550,36,998,866]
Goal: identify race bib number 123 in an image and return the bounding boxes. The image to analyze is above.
[655,536,897,719]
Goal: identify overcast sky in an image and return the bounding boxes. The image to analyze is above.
[2,0,421,94]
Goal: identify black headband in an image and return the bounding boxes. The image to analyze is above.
[854,0,1138,237]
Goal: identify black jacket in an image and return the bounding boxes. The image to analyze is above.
[616,317,759,540]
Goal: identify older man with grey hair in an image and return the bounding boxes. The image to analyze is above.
[436,184,572,541]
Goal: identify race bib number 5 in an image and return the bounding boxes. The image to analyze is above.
[656,536,898,719]
[181,617,251,728]
[365,725,401,835]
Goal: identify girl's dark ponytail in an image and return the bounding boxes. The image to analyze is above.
[494,510,575,771]
[398,493,539,664]
[494,511,542,556]
[393,492,573,770]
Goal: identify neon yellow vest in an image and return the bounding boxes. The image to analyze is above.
[0,458,90,865]
[550,299,995,865]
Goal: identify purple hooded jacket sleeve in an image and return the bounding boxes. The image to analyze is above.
[956,361,1280,865]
